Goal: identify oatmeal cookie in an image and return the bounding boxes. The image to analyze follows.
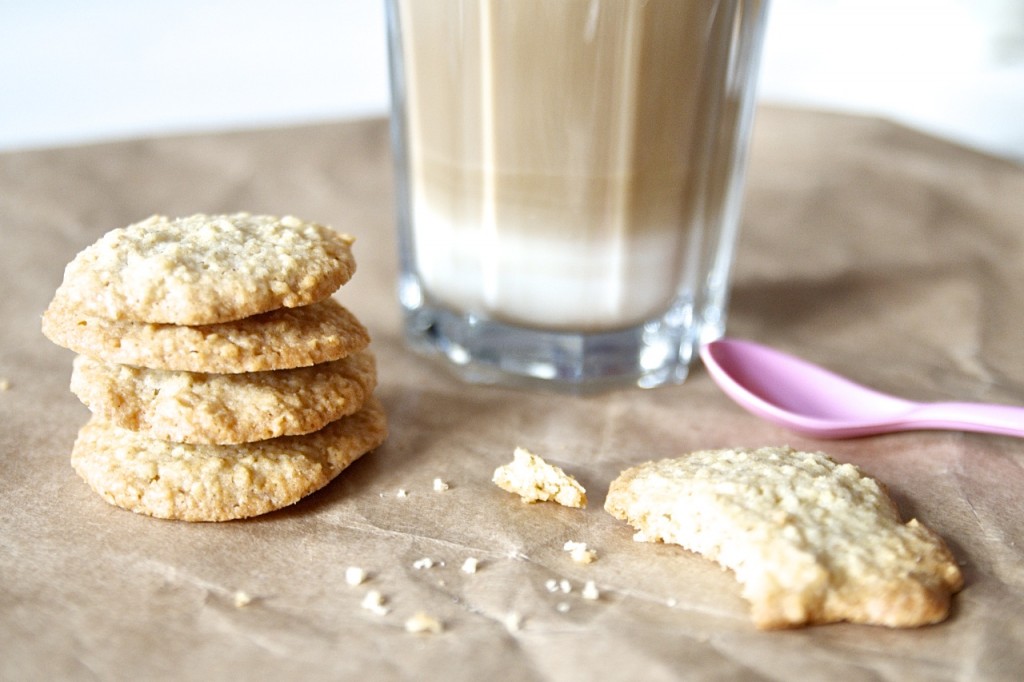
[43,297,369,373]
[50,213,356,325]
[605,446,963,629]
[71,396,388,521]
[70,351,377,444]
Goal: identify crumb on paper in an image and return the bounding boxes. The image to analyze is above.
[545,578,571,594]
[461,557,479,574]
[503,612,524,632]
[563,540,597,564]
[345,566,367,586]
[492,446,587,508]
[433,478,450,492]
[396,488,409,498]
[556,602,571,614]
[581,580,600,601]
[405,611,444,635]
[0,378,10,391]
[233,591,252,608]
[361,590,389,616]
[412,557,435,570]
[666,598,678,608]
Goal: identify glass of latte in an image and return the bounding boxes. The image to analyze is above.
[386,0,768,390]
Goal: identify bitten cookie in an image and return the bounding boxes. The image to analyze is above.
[70,351,378,444]
[50,213,356,325]
[42,297,370,373]
[71,396,388,521]
[605,447,963,629]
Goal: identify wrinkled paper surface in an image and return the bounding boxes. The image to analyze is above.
[2,108,1023,680]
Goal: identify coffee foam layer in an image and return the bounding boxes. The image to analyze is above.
[413,200,687,330]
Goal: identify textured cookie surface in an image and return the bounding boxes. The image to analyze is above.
[50,213,356,325]
[605,447,963,629]
[43,297,369,373]
[493,447,587,508]
[71,351,377,444]
[71,396,388,522]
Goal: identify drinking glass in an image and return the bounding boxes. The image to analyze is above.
[386,0,769,390]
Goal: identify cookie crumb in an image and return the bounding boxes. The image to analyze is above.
[461,557,480,574]
[345,566,367,586]
[546,578,572,594]
[412,557,435,570]
[396,488,409,498]
[233,591,252,608]
[433,478,450,492]
[581,580,600,601]
[405,611,444,634]
[503,612,524,632]
[563,540,597,564]
[556,602,571,614]
[492,446,587,508]
[0,378,10,391]
[361,590,389,616]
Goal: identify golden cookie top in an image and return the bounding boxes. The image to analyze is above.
[51,213,356,325]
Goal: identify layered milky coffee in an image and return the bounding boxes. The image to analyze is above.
[394,0,748,331]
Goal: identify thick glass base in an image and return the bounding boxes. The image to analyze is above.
[400,277,719,392]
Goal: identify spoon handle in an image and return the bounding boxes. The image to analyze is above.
[910,401,1024,438]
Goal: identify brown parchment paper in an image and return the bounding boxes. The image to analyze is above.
[2,107,1023,681]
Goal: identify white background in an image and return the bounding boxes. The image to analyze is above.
[3,0,1023,162]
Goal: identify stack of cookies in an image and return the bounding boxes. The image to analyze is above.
[41,213,387,522]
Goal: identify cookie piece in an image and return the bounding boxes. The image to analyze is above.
[71,396,388,521]
[43,297,369,373]
[605,447,963,629]
[50,213,356,325]
[70,351,377,444]
[493,447,587,508]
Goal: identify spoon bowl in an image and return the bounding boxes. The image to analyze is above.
[699,338,1024,439]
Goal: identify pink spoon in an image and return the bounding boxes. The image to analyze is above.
[699,338,1024,439]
